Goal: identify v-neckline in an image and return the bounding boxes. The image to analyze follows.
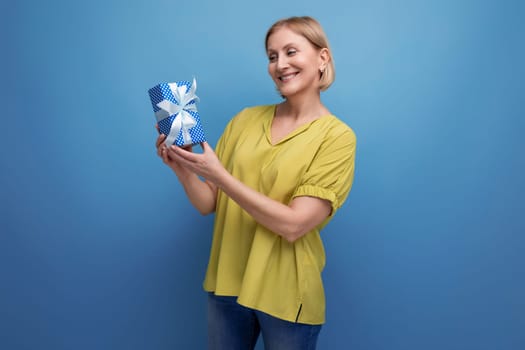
[264,105,332,146]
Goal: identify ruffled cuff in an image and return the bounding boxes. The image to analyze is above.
[292,185,340,215]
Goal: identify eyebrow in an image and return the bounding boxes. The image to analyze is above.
[267,43,297,53]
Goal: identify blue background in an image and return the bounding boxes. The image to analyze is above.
[1,0,524,349]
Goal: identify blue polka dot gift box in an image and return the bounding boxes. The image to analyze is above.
[148,78,206,147]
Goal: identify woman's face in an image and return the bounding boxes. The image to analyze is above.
[266,27,326,98]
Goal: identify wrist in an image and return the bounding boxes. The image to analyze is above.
[212,166,231,190]
[172,166,191,180]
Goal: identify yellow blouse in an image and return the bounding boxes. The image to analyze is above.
[203,105,356,324]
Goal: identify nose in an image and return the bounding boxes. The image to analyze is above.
[276,55,289,70]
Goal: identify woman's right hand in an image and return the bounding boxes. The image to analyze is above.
[156,133,192,177]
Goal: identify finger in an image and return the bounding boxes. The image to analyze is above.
[156,134,166,148]
[168,145,186,162]
[167,144,186,158]
[200,141,211,152]
[158,144,165,158]
[161,147,171,163]
[170,146,194,164]
[166,147,189,167]
[170,144,191,157]
[166,145,176,157]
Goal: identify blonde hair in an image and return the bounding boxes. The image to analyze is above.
[265,16,335,91]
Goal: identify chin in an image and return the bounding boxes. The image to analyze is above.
[277,85,295,96]
[279,89,298,99]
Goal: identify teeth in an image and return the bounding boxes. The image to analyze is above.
[280,73,297,82]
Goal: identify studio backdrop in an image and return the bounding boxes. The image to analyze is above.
[1,0,524,349]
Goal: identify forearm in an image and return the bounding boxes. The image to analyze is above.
[214,169,329,242]
[158,139,217,215]
[176,172,217,215]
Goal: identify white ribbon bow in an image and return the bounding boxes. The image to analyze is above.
[155,78,199,146]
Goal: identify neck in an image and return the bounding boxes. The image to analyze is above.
[279,91,327,121]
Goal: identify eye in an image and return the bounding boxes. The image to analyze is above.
[268,53,277,62]
[287,49,297,56]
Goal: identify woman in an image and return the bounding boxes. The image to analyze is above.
[156,16,356,350]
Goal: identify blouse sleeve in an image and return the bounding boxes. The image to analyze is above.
[292,125,356,215]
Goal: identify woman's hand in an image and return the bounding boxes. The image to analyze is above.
[155,133,193,178]
[167,142,226,185]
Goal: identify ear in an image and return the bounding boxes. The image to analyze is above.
[319,47,330,67]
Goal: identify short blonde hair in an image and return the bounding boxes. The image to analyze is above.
[265,16,335,91]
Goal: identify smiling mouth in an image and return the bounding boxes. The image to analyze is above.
[279,72,298,82]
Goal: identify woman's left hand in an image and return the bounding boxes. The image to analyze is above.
[166,142,226,185]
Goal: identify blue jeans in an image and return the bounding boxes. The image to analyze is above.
[207,293,322,350]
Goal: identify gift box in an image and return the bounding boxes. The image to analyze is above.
[148,78,206,147]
